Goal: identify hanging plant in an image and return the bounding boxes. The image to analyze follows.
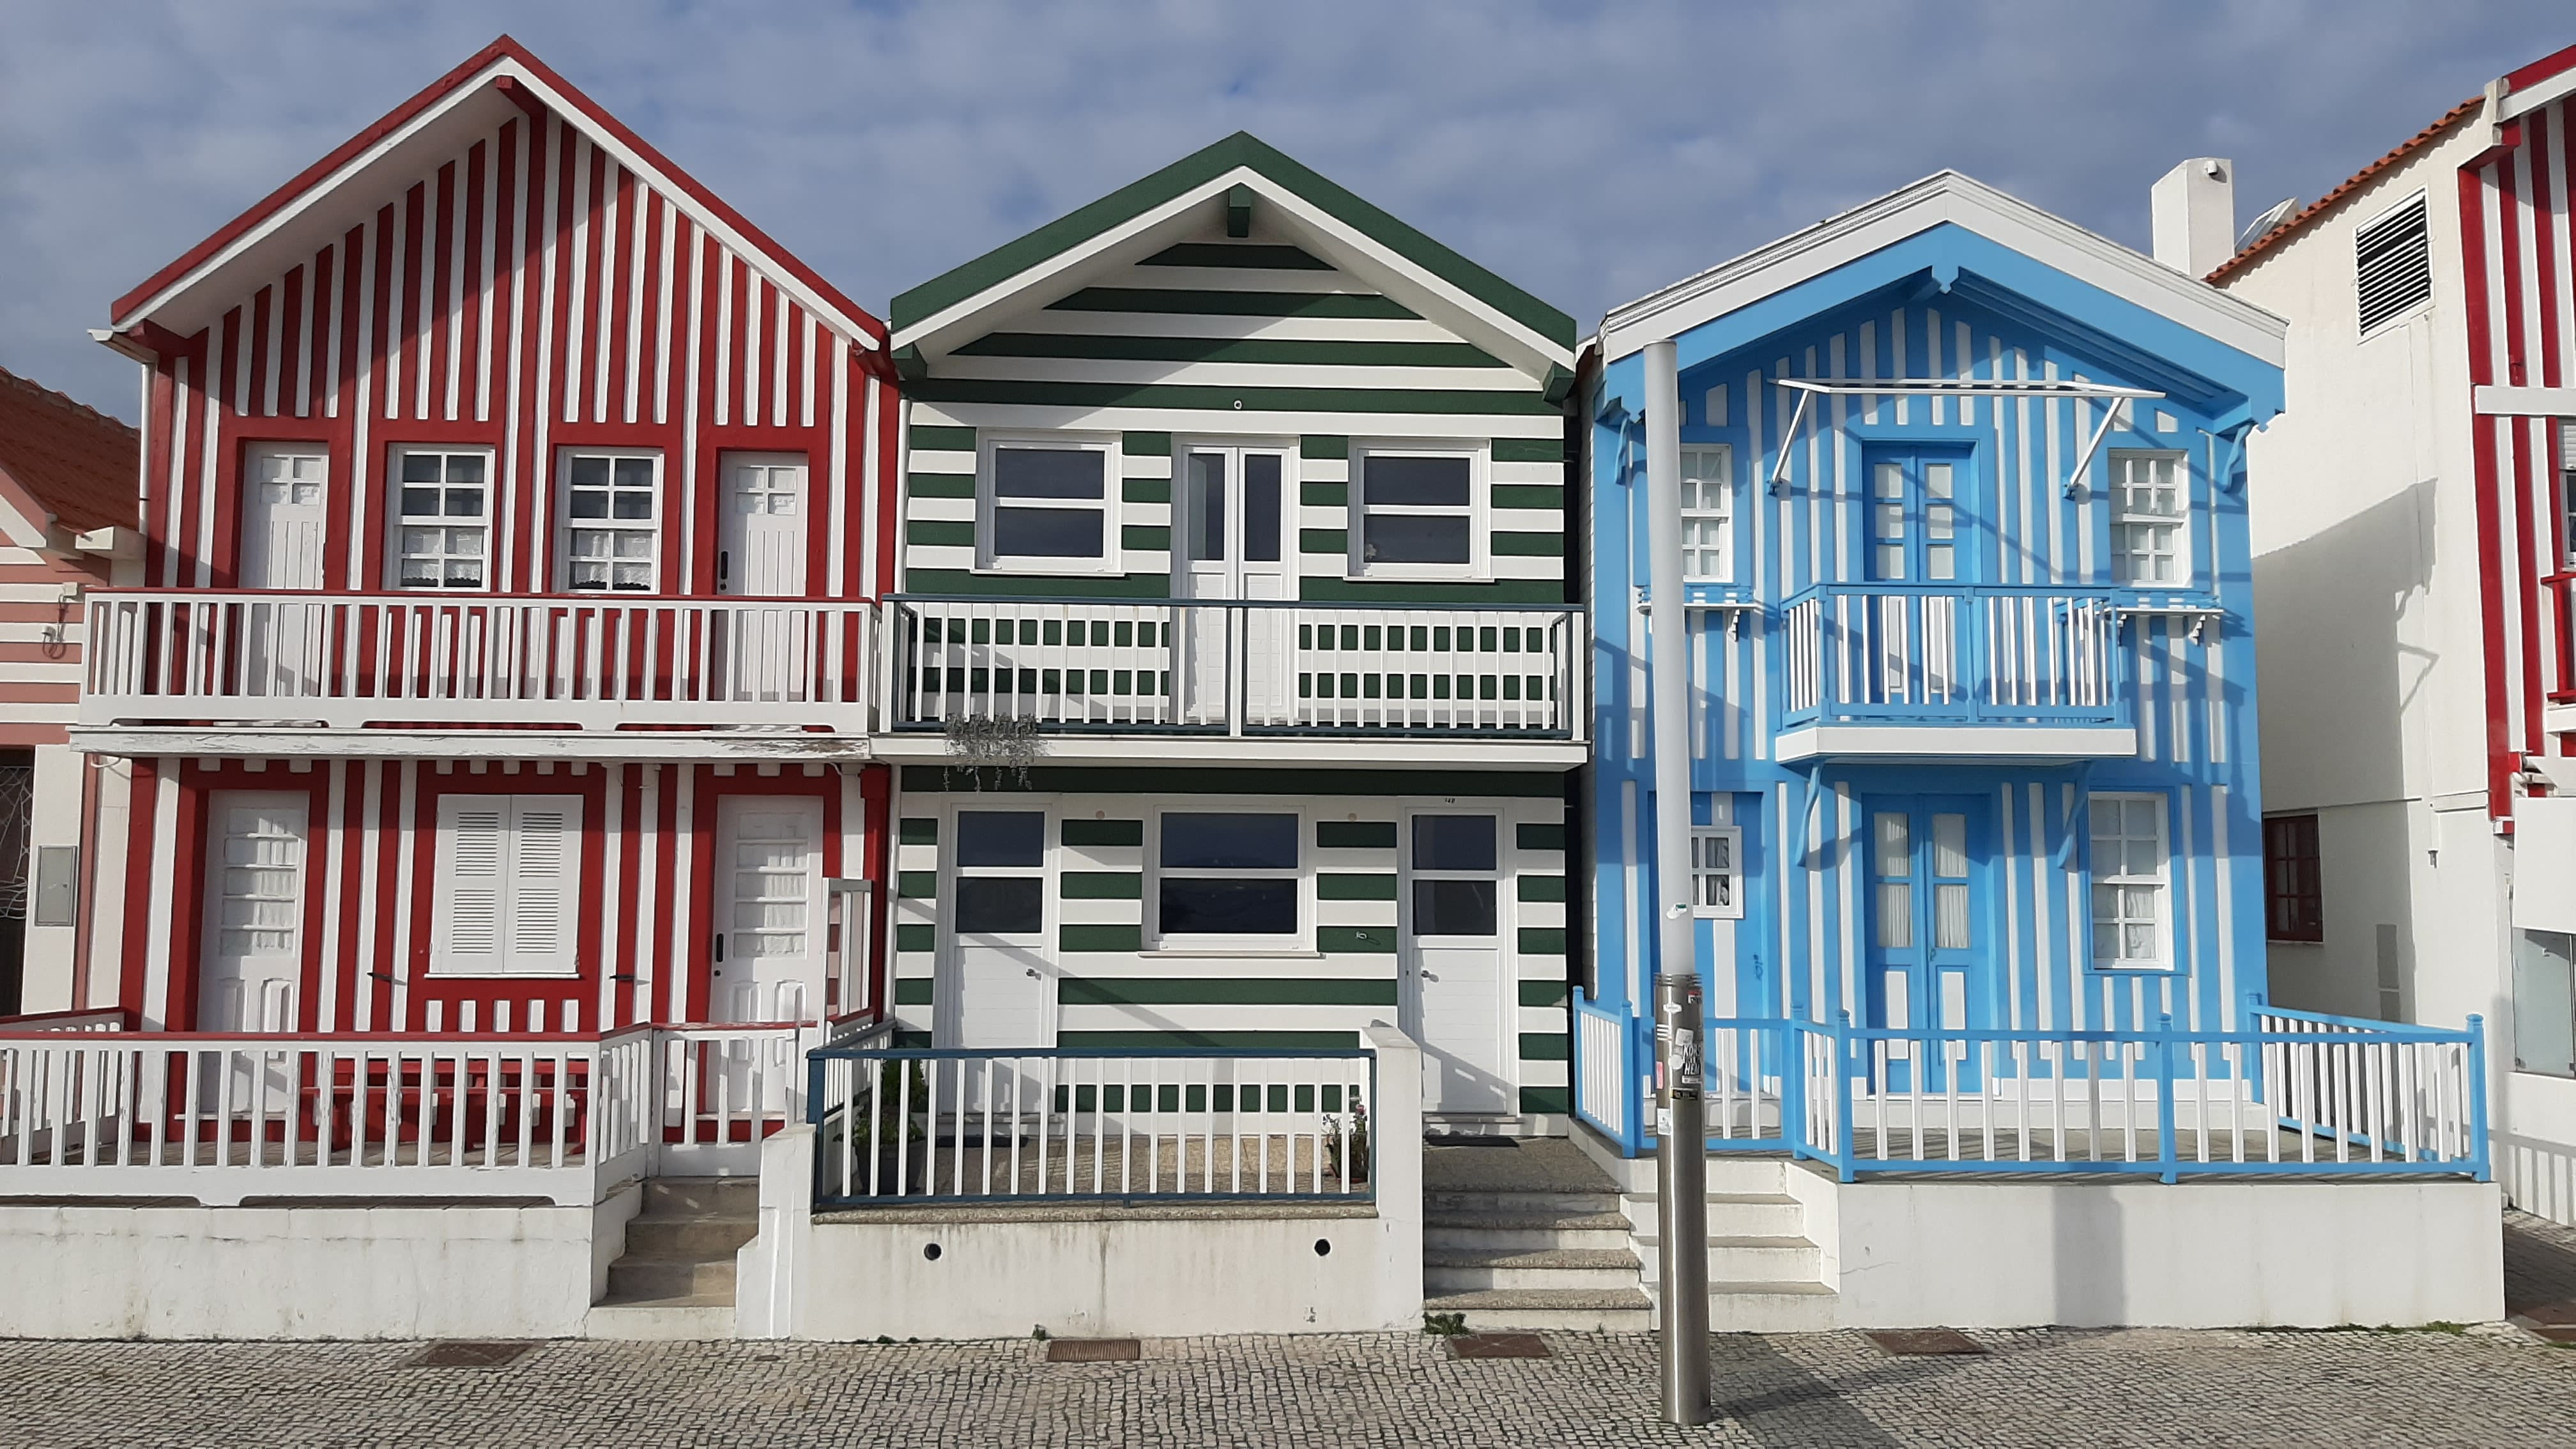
[942,712,1046,790]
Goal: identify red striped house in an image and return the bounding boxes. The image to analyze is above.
[2209,42,2576,1223]
[0,367,141,1018]
[82,36,900,1040]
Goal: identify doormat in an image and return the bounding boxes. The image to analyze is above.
[1423,1134,1518,1147]
[1865,1328,1986,1356]
[404,1342,533,1368]
[1450,1333,1552,1359]
[1045,1338,1141,1363]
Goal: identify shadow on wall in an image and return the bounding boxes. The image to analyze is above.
[2502,1132,2576,1229]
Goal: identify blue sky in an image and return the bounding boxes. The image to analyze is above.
[1,1,2561,419]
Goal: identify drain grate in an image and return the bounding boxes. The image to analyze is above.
[1045,1338,1141,1363]
[1866,1328,1985,1357]
[405,1341,534,1368]
[1450,1333,1552,1360]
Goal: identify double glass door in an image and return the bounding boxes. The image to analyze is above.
[1173,443,1290,724]
[1866,795,1991,1091]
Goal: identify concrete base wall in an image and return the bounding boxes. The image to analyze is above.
[0,1203,601,1339]
[1828,1177,2503,1328]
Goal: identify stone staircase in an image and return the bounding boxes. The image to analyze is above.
[585,1177,758,1340]
[1623,1157,1838,1332]
[1420,1138,1655,1331]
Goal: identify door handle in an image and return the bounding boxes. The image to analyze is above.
[1024,967,1039,979]
[717,550,731,590]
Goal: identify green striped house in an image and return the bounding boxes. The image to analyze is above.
[882,134,1583,1128]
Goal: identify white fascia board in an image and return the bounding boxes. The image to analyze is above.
[1774,723,2139,763]
[893,166,1572,382]
[1600,173,2286,367]
[116,58,878,351]
[2474,384,2576,416]
[2501,66,2576,122]
[868,733,1588,769]
[2544,704,2576,742]
[65,726,875,763]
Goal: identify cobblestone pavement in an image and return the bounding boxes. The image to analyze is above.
[1,1321,2570,1449]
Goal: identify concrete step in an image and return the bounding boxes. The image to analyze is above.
[583,1296,737,1341]
[1424,1287,1653,1333]
[622,1214,760,1259]
[1422,1209,1635,1254]
[1634,1279,1841,1333]
[1628,1234,1823,1283]
[606,1255,737,1303]
[1425,1246,1641,1293]
[1623,1192,1807,1239]
[1701,1158,1793,1194]
[1426,1188,1625,1216]
[642,1177,760,1216]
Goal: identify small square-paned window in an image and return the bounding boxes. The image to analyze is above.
[1352,445,1480,578]
[2262,813,2323,943]
[2110,451,2189,588]
[1410,814,1499,939]
[560,450,660,592]
[1680,445,1733,582]
[2559,421,2575,568]
[981,437,1112,571]
[391,448,491,589]
[1692,826,1743,919]
[1154,811,1300,946]
[2089,793,2170,970]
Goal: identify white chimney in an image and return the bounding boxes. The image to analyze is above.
[2150,158,2236,278]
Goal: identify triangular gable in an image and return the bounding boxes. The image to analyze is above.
[891,132,1573,381]
[109,35,882,349]
[1599,172,2285,394]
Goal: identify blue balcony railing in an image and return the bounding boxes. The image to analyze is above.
[1778,583,2130,729]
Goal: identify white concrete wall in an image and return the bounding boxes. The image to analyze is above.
[1828,1178,2502,1328]
[0,1204,599,1339]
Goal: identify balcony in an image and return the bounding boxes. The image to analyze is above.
[75,590,877,760]
[879,596,1587,766]
[1777,584,2135,760]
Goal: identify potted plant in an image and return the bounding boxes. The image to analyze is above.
[1323,1101,1371,1185]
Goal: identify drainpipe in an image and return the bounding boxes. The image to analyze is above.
[1644,338,1712,1425]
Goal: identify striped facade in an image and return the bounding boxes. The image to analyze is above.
[89,40,899,1036]
[887,135,1582,1124]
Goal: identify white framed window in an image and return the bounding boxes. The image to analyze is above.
[2355,191,2432,337]
[1150,809,1303,949]
[428,794,583,976]
[2110,450,2189,587]
[951,809,1048,939]
[2559,421,2575,569]
[1350,442,1484,579]
[1679,445,1733,582]
[558,448,661,592]
[1408,814,1499,940]
[390,447,492,590]
[1691,825,1742,919]
[2088,792,2171,970]
[978,434,1115,572]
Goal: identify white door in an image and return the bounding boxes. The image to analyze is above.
[717,454,809,703]
[1173,443,1291,724]
[237,446,329,699]
[1400,813,1515,1115]
[941,809,1054,1049]
[201,792,308,1032]
[713,797,825,1024]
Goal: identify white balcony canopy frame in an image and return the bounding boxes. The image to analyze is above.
[1763,377,2166,498]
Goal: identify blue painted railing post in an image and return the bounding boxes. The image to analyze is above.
[2467,1014,2492,1183]
[1781,1020,1807,1162]
[1834,1011,1857,1183]
[2154,1013,2179,1184]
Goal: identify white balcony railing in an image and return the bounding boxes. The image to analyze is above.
[1780,585,2128,728]
[79,591,877,733]
[887,596,1584,739]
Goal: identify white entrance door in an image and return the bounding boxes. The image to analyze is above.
[1400,813,1515,1116]
[942,809,1054,1049]
[1173,443,1291,724]
[713,797,825,1025]
[717,454,809,704]
[237,446,328,699]
[201,792,308,1032]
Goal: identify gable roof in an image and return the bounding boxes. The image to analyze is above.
[2204,96,2482,284]
[109,35,881,349]
[1599,171,2285,386]
[891,132,1574,379]
[0,365,137,538]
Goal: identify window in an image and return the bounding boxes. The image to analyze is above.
[1692,825,1743,919]
[1352,445,1480,578]
[2356,193,2431,335]
[2089,793,2170,970]
[2263,813,2324,942]
[560,450,660,592]
[1410,815,1499,939]
[429,795,581,976]
[391,448,491,589]
[2560,422,2575,568]
[1154,811,1300,946]
[2110,451,2188,587]
[2513,930,2576,1078]
[1680,445,1733,582]
[980,436,1112,571]
[952,811,1045,937]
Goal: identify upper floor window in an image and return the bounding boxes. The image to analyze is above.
[1352,443,1482,579]
[392,448,491,590]
[2089,792,2171,970]
[2560,421,2575,568]
[979,436,1112,572]
[2262,813,2323,943]
[560,449,660,592]
[2110,450,2189,588]
[1680,445,1733,583]
[2356,192,2431,337]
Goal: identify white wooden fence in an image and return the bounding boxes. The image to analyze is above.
[80,591,878,732]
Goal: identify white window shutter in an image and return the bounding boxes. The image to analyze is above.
[506,797,583,975]
[433,799,508,974]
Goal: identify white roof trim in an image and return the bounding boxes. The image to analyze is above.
[1598,171,2286,367]
[116,56,878,349]
[2501,65,2576,122]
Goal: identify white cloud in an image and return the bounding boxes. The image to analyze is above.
[0,0,2554,417]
